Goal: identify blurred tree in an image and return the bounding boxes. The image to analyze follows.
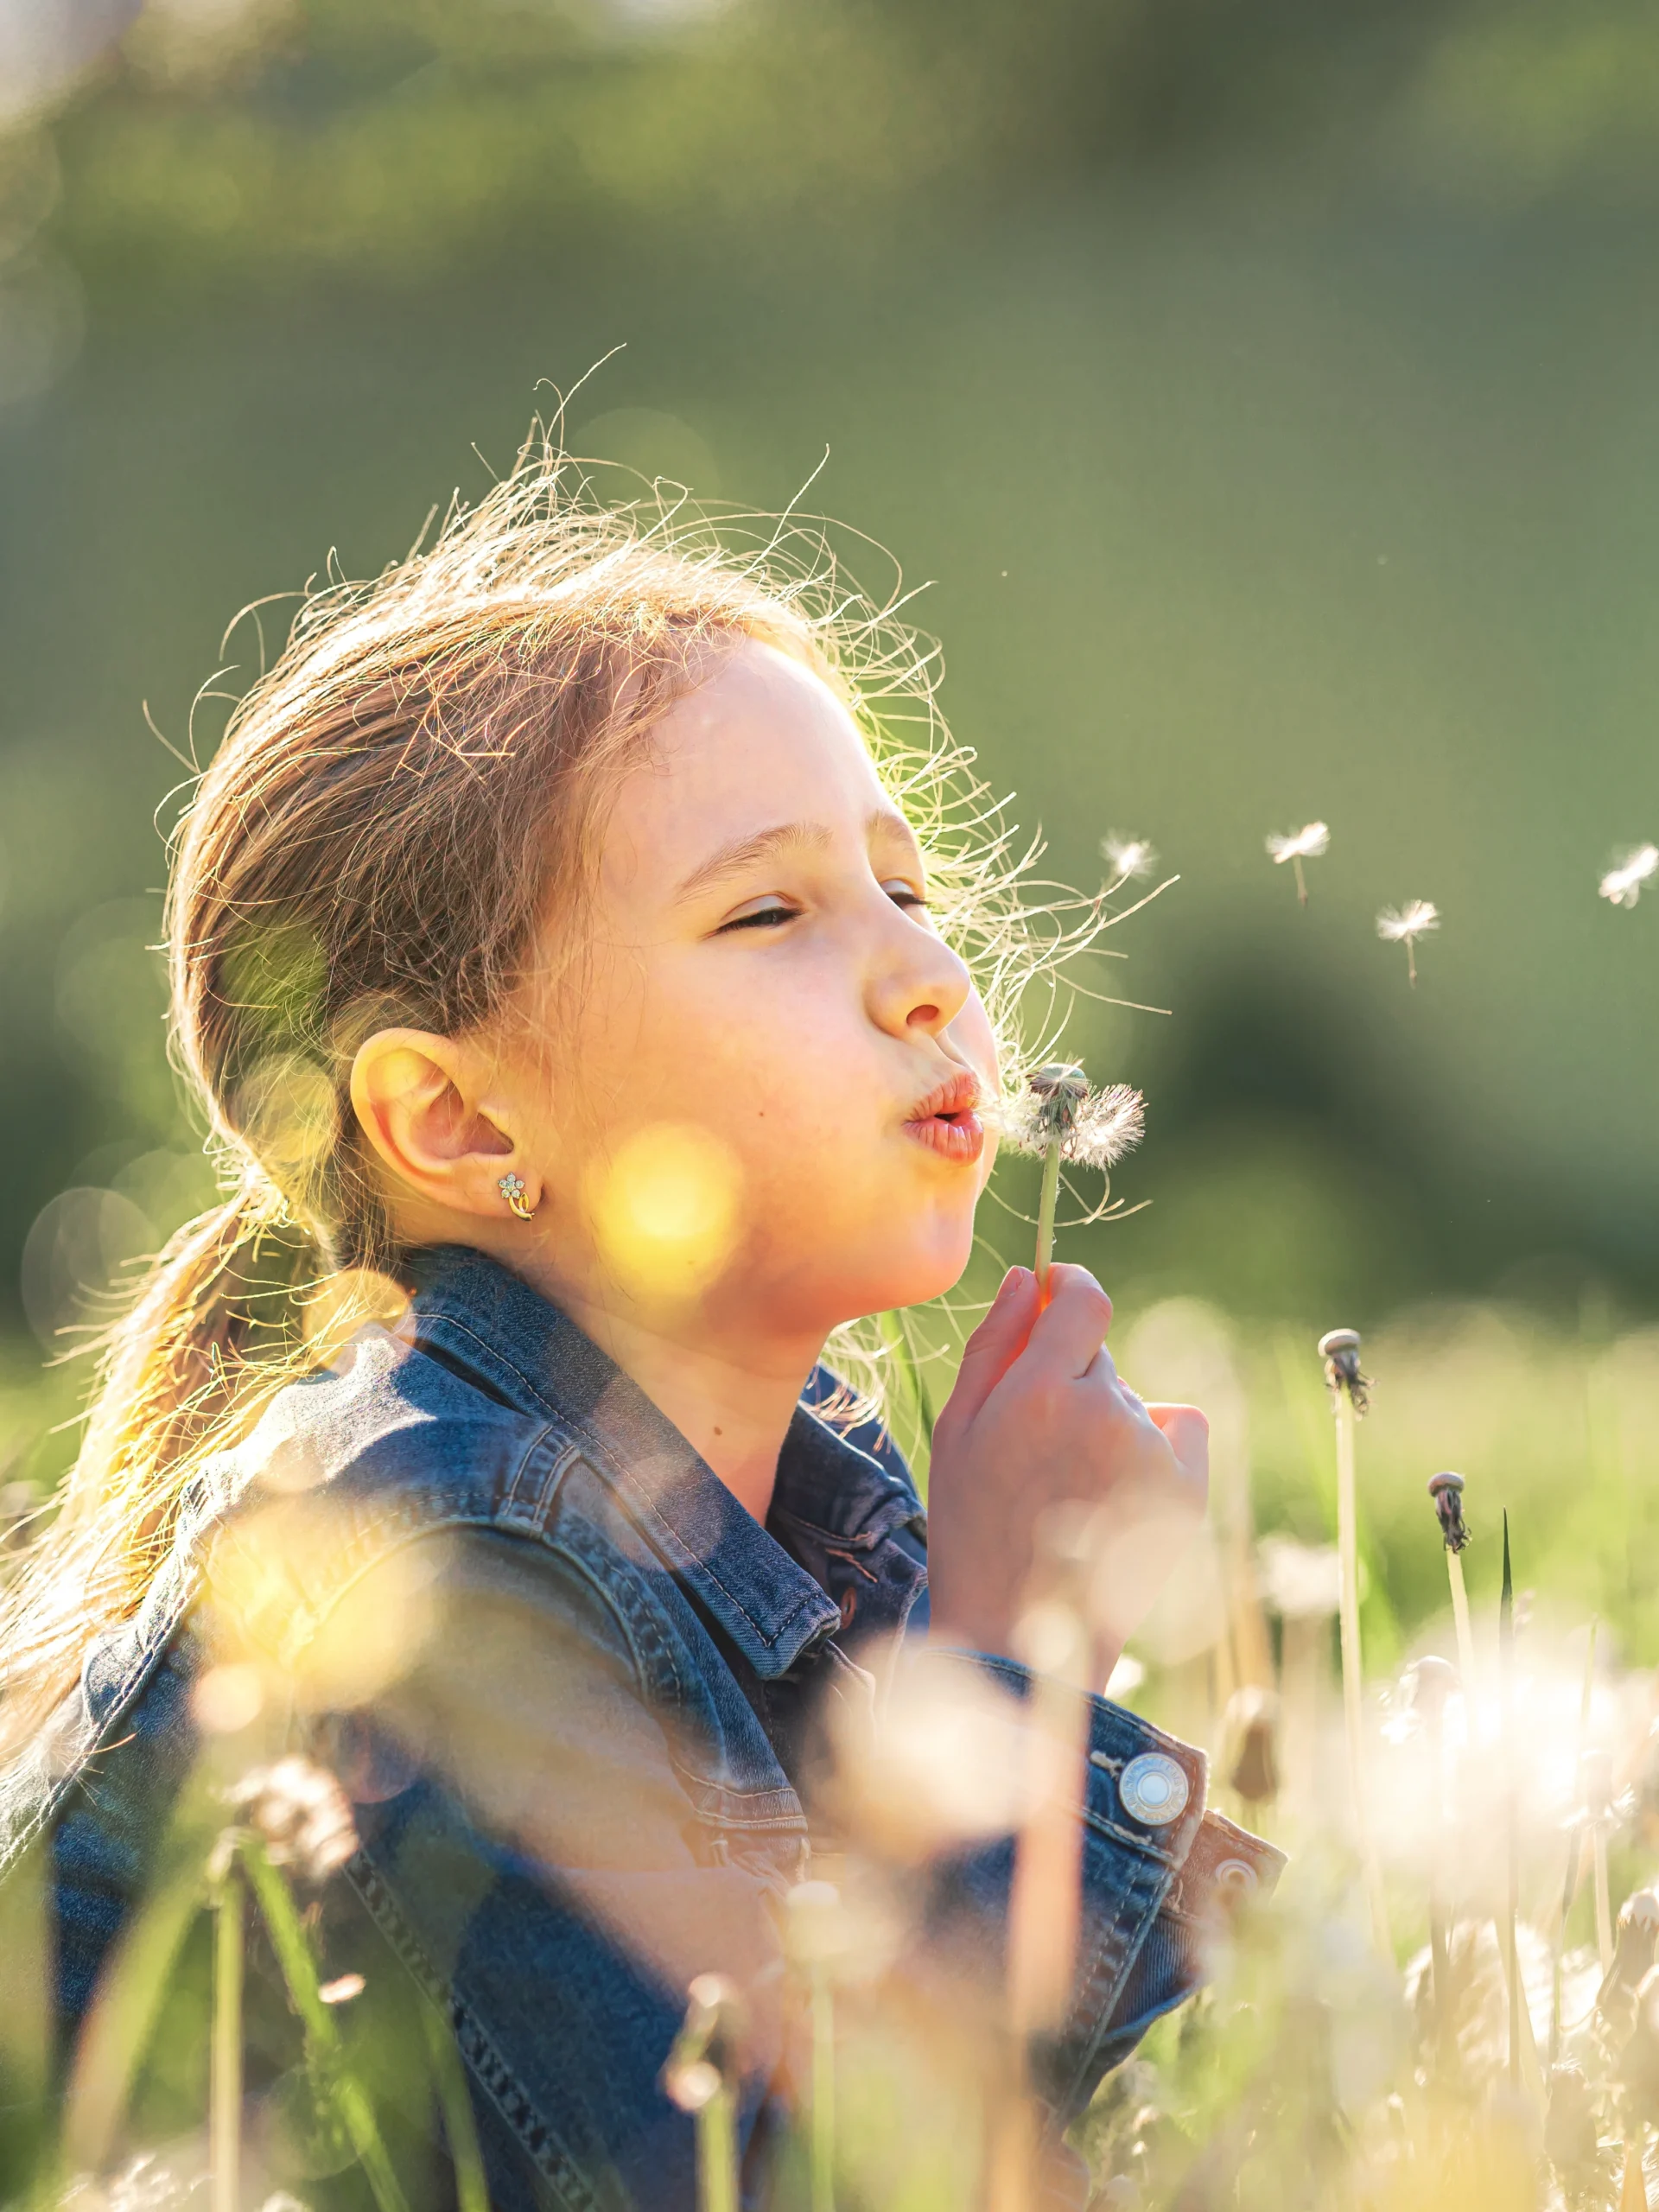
[14,0,1656,312]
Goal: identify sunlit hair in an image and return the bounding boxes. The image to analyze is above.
[0,427,1104,1755]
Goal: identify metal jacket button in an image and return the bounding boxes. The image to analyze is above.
[1215,1857,1259,1899]
[1117,1751,1190,1826]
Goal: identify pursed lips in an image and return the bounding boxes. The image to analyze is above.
[902,1068,985,1163]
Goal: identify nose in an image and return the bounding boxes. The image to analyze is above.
[864,896,974,1041]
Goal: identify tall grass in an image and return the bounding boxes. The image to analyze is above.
[8,1290,1659,2208]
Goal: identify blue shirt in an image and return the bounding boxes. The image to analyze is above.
[2,1245,1281,2209]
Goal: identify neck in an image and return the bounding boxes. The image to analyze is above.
[547,1285,821,1527]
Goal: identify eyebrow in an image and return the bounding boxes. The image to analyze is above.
[672,809,918,906]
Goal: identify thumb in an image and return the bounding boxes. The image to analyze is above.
[1146,1402,1211,1491]
[944,1268,1039,1425]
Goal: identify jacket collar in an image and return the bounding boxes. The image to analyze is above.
[405,1246,911,1679]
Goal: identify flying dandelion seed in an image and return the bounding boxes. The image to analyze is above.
[1265,821,1330,906]
[1376,899,1440,987]
[1599,846,1659,909]
[1100,832,1157,884]
[1002,1065,1145,1287]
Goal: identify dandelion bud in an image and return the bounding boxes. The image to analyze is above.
[1317,1327,1370,1414]
[1427,1472,1471,1555]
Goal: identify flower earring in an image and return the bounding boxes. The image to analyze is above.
[498,1172,536,1222]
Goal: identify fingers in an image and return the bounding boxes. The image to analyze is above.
[946,1266,1040,1424]
[1025,1264,1113,1380]
[1146,1403,1211,1497]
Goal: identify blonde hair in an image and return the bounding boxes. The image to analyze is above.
[0,433,1091,1757]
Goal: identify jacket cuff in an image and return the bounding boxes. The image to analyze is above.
[912,1656,1284,2125]
[1048,1704,1285,2118]
[957,1667,1284,2122]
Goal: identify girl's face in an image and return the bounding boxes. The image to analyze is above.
[506,637,999,1347]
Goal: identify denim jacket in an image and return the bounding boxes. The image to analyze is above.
[1,1247,1281,2209]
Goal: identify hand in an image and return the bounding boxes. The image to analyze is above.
[925,1264,1209,1667]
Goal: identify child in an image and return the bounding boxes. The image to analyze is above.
[0,444,1277,2209]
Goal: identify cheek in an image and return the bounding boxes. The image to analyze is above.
[950,990,1000,1090]
[642,951,862,1124]
[512,949,651,1156]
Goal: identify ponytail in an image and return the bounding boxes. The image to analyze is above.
[0,1170,309,1758]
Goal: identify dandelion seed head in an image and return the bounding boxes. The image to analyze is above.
[1266,822,1330,865]
[226,1754,359,1885]
[1066,1083,1146,1171]
[1001,1065,1144,1167]
[1002,1063,1090,1154]
[1376,899,1440,944]
[1599,844,1659,908]
[1101,832,1157,881]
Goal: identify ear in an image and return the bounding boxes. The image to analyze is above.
[350,1028,534,1224]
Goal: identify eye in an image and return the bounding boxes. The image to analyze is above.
[881,878,929,911]
[717,896,800,933]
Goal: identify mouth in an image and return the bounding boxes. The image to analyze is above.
[902,1068,986,1166]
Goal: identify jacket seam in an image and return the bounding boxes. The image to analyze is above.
[1052,1842,1179,2122]
[343,1847,612,2212]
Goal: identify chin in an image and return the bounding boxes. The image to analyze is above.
[725,1188,979,1337]
[849,1229,976,1322]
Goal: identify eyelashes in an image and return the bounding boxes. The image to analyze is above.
[718,899,798,932]
[716,882,928,934]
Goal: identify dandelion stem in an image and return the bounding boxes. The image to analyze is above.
[809,1961,835,2212]
[1035,1138,1063,1292]
[696,2086,740,2212]
[1332,1375,1389,1952]
[420,2001,489,2212]
[1596,1816,1616,1978]
[1293,856,1307,906]
[785,1885,839,2212]
[238,1836,410,2212]
[1000,1548,1094,2212]
[1007,1643,1090,2037]
[212,1865,245,2212]
[1620,2136,1647,2212]
[62,1846,207,2172]
[1413,1659,1456,2054]
[1446,1549,1477,1700]
[1551,1618,1599,2067]
[1501,1510,1522,2095]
